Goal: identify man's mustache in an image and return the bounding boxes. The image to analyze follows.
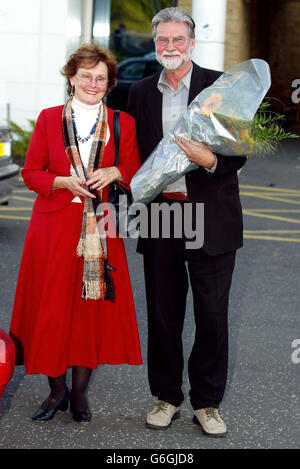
[161,51,181,57]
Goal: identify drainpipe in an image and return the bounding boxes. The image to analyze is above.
[81,0,94,43]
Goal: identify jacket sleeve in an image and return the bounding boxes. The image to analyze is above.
[189,152,247,181]
[208,153,247,177]
[115,112,141,189]
[127,85,136,120]
[21,110,57,197]
[213,153,247,176]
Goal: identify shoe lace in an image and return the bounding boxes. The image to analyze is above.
[205,407,222,422]
[154,400,172,415]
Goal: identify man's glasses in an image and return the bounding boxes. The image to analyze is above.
[155,36,189,48]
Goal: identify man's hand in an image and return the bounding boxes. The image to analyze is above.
[174,137,216,169]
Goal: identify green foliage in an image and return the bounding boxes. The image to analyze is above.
[111,0,152,32]
[10,119,35,161]
[110,0,174,33]
[251,102,298,155]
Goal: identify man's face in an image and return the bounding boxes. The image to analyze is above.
[155,21,195,71]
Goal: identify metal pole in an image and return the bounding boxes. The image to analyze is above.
[6,103,10,126]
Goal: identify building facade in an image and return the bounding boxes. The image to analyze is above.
[179,0,300,122]
[0,0,299,127]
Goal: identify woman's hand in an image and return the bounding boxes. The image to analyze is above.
[52,176,96,198]
[86,167,123,191]
[174,137,216,169]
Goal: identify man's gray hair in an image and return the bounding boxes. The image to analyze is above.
[152,7,195,39]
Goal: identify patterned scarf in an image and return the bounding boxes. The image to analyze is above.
[62,97,114,301]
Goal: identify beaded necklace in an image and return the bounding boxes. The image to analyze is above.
[71,107,100,143]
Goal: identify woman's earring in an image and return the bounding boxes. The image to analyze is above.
[70,85,75,97]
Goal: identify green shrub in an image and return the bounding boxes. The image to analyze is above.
[10,119,35,164]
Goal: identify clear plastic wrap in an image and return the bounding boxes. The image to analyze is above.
[131,59,271,204]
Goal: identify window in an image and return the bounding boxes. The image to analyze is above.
[118,62,146,81]
[93,0,177,60]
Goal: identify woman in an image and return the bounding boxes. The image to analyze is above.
[9,43,142,423]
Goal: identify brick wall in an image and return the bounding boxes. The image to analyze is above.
[178,0,300,112]
[268,0,300,98]
[224,0,252,69]
[177,0,192,13]
[178,0,252,69]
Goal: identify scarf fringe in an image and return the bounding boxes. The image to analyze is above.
[82,280,106,300]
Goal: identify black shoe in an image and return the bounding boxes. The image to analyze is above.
[32,388,70,422]
[71,406,92,423]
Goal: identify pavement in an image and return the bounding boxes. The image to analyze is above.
[0,138,299,450]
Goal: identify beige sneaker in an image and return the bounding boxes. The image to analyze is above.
[146,400,180,429]
[193,407,227,437]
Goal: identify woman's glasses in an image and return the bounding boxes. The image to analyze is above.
[78,73,108,86]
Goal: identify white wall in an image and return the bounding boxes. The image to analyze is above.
[191,0,227,71]
[0,0,72,127]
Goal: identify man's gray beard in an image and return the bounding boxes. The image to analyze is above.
[156,53,190,71]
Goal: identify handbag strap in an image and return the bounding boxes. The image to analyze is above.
[113,110,120,166]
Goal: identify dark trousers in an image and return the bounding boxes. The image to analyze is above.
[143,228,236,410]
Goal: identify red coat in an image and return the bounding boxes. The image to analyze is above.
[9,105,142,377]
[22,105,140,211]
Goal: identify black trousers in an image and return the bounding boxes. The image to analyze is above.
[143,217,236,410]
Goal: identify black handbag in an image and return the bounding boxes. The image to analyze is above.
[108,110,133,235]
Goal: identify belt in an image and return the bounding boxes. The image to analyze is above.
[162,192,189,201]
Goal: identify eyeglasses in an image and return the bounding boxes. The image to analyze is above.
[155,36,190,48]
[78,73,108,86]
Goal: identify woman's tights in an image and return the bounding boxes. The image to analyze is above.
[70,366,93,412]
[42,366,92,412]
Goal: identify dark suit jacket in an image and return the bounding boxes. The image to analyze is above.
[128,62,247,256]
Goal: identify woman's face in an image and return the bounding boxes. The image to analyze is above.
[70,61,108,105]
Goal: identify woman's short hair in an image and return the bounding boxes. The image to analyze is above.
[61,42,117,95]
[152,7,195,39]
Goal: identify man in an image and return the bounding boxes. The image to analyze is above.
[128,7,247,437]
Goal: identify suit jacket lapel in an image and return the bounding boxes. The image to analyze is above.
[188,62,212,104]
[147,73,163,142]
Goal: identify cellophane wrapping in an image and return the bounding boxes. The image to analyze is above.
[131,58,271,205]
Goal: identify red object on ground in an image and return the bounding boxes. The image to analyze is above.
[0,329,15,405]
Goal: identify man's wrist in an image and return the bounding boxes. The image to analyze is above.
[205,154,217,173]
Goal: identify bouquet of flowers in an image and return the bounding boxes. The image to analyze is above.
[130,58,298,205]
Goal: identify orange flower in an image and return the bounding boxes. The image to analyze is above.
[200,93,223,116]
[238,128,250,140]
